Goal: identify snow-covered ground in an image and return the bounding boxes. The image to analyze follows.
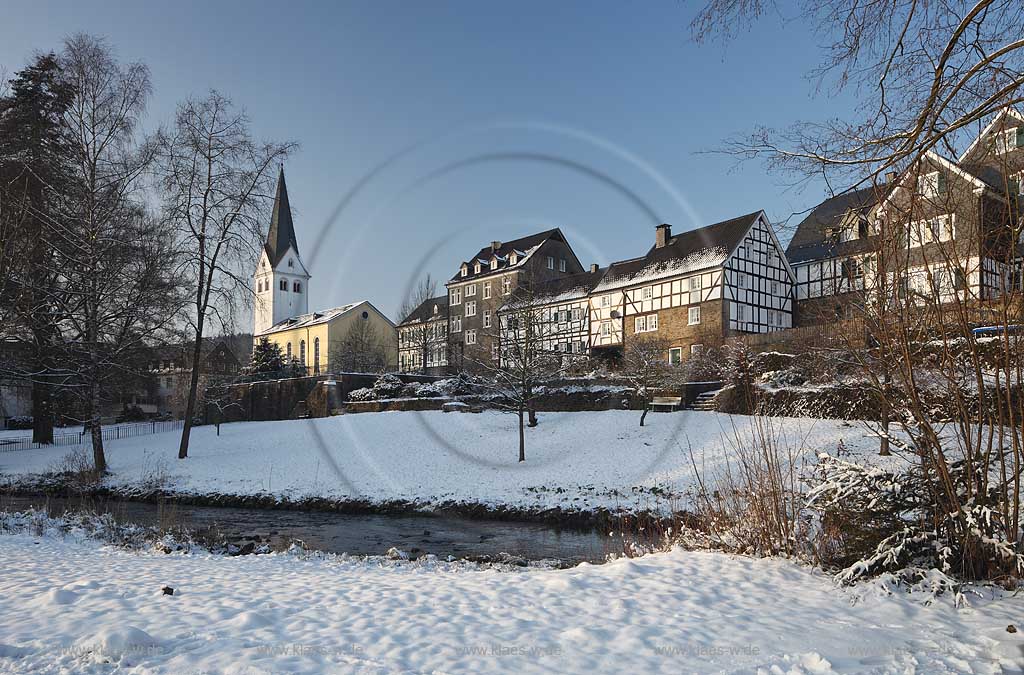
[0,522,1020,674]
[0,410,884,512]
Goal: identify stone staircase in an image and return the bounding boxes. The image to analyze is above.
[687,390,719,412]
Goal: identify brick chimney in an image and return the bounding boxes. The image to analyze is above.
[590,263,599,273]
[655,223,672,248]
[490,240,502,252]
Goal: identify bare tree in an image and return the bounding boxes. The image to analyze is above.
[622,334,672,427]
[155,91,294,459]
[398,274,439,373]
[331,320,389,373]
[472,274,563,462]
[692,1,1024,194]
[56,35,177,472]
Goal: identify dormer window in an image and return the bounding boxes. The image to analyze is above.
[474,263,481,274]
[460,264,468,277]
[490,258,498,270]
[509,253,518,265]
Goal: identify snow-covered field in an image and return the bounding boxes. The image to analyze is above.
[0,410,883,512]
[0,522,1020,674]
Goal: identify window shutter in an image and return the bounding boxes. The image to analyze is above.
[937,172,947,194]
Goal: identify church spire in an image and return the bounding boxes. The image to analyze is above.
[264,165,299,266]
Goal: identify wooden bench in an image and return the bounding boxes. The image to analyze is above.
[650,396,683,412]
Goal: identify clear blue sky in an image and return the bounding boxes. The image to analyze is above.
[2,0,856,323]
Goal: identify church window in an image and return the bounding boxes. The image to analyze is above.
[288,258,294,267]
[314,338,320,374]
[286,342,292,360]
[293,281,302,293]
[280,279,288,291]
[299,340,306,366]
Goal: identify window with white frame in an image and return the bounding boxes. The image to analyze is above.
[688,306,700,325]
[509,252,518,265]
[669,347,682,365]
[483,309,491,328]
[691,343,704,355]
[465,329,477,345]
[601,294,611,307]
[571,307,581,321]
[600,321,611,336]
[917,170,946,198]
[557,310,567,324]
[452,315,462,332]
[688,276,702,291]
[559,258,567,272]
[466,284,476,297]
[474,263,481,274]
[642,286,653,300]
[490,258,498,270]
[483,281,491,298]
[546,256,554,269]
[908,214,955,246]
[465,300,476,317]
[460,265,468,277]
[502,277,512,294]
[634,313,658,333]
[450,288,461,305]
[994,127,1024,154]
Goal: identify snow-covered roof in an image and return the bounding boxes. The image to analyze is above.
[257,302,365,336]
[593,212,761,293]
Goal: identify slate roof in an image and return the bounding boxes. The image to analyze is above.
[531,267,608,304]
[264,167,300,267]
[398,295,449,326]
[593,211,762,293]
[448,228,569,283]
[785,186,883,264]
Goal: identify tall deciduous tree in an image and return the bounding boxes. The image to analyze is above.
[622,334,672,427]
[398,275,439,373]
[155,91,294,459]
[57,34,177,472]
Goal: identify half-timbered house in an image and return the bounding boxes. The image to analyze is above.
[590,213,795,364]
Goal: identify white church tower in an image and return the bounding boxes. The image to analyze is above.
[254,167,310,335]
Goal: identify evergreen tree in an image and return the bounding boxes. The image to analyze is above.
[248,338,285,375]
[0,54,75,444]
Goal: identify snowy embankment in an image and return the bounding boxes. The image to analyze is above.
[0,521,1020,674]
[0,410,883,515]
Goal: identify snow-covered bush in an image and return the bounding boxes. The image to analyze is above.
[346,387,375,402]
[6,416,33,430]
[413,383,443,398]
[371,374,404,399]
[808,452,1024,595]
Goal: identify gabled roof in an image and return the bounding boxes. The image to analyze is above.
[264,167,300,267]
[257,301,374,336]
[593,211,761,292]
[448,228,571,283]
[398,295,449,326]
[959,107,1024,163]
[786,185,883,264]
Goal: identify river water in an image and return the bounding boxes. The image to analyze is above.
[1,495,624,564]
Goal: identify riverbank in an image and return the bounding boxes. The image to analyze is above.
[0,515,1020,674]
[0,410,886,524]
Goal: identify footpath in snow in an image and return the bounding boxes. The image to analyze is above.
[0,410,887,514]
[0,523,1020,674]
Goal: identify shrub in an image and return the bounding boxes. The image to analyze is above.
[6,416,33,430]
[372,374,404,399]
[347,387,375,402]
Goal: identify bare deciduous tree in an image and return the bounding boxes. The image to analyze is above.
[622,334,672,427]
[155,91,294,459]
[398,275,439,373]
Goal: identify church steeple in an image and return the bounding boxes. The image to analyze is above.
[264,166,300,267]
[254,165,309,336]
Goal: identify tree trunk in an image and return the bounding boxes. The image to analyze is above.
[527,406,538,427]
[31,380,54,444]
[89,380,106,473]
[879,371,891,456]
[640,400,649,427]
[518,406,526,462]
[177,331,206,459]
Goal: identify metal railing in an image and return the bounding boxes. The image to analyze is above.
[0,419,185,453]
